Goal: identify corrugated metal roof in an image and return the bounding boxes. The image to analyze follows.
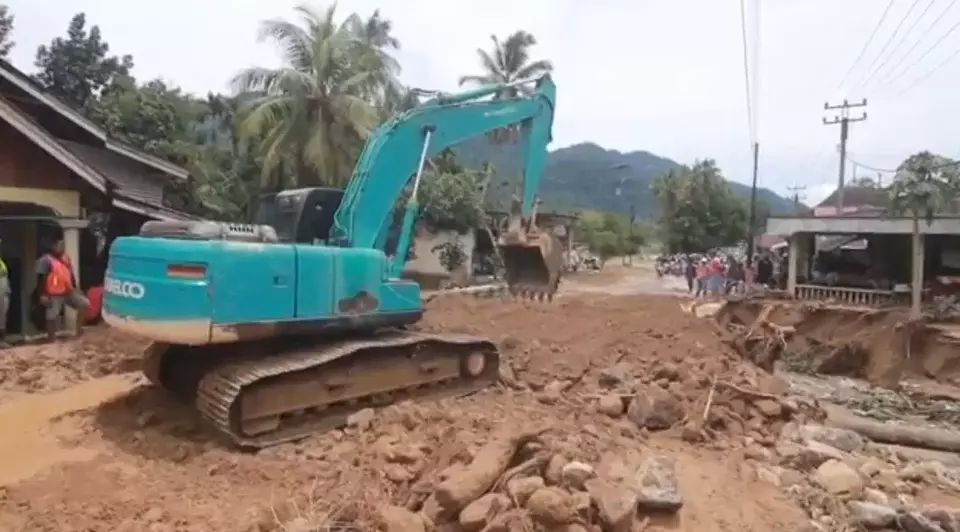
[816,186,889,209]
[59,140,166,206]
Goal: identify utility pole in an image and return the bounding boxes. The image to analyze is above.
[787,184,807,212]
[745,142,760,267]
[823,98,867,211]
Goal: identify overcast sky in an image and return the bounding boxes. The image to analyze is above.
[4,0,959,206]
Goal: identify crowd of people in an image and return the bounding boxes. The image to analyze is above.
[656,250,781,299]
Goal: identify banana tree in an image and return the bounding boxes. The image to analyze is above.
[889,152,960,317]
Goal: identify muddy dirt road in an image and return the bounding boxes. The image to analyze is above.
[0,269,956,531]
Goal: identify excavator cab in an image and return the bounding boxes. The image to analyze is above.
[250,187,345,244]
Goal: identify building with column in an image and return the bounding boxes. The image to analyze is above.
[0,59,202,339]
[765,215,960,316]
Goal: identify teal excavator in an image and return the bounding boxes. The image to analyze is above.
[102,75,561,447]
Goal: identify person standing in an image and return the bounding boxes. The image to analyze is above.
[684,255,696,293]
[0,238,9,342]
[36,236,90,341]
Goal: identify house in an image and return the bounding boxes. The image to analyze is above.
[0,58,202,338]
[812,186,889,217]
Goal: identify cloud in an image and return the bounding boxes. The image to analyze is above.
[5,0,959,195]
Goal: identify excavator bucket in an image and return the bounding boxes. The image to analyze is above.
[497,223,564,301]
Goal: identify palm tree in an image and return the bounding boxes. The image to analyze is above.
[459,31,552,145]
[459,31,553,98]
[232,4,397,188]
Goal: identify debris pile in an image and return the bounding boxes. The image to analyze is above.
[423,296,823,445]
[0,326,146,396]
[742,418,960,532]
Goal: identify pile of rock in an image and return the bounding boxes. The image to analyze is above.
[746,422,960,531]
[375,428,685,532]
[587,358,821,444]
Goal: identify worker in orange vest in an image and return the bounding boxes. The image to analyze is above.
[36,236,90,340]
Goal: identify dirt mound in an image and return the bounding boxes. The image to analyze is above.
[0,326,147,397]
[421,295,818,443]
[0,294,813,531]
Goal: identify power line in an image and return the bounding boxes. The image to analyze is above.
[852,0,924,93]
[877,0,959,86]
[886,16,960,89]
[836,0,896,91]
[898,45,960,95]
[738,0,754,144]
[862,0,937,91]
[845,156,898,174]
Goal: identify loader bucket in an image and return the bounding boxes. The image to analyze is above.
[497,228,563,300]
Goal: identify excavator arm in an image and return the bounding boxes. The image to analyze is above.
[331,75,557,285]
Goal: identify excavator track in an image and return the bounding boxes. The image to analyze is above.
[145,330,499,448]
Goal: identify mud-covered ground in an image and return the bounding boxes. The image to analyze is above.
[0,269,959,532]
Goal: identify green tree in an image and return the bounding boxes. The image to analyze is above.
[459,31,553,145]
[0,5,14,59]
[653,160,749,253]
[34,13,133,111]
[232,4,394,188]
[90,76,203,164]
[459,31,553,96]
[578,210,644,264]
[889,151,960,316]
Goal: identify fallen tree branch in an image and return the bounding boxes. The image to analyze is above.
[825,405,960,453]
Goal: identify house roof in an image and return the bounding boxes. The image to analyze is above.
[0,58,188,180]
[0,95,200,222]
[816,186,889,209]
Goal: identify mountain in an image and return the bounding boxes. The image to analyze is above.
[453,139,798,217]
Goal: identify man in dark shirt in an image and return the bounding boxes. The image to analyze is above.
[756,253,774,287]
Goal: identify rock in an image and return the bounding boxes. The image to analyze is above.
[778,468,803,487]
[506,476,545,505]
[585,478,636,532]
[558,525,591,532]
[561,461,596,489]
[858,457,886,478]
[847,501,896,529]
[814,459,863,498]
[142,508,165,522]
[632,455,683,513]
[922,506,960,532]
[798,425,865,453]
[525,487,579,526]
[459,493,510,532]
[653,363,679,381]
[753,399,782,418]
[346,408,375,430]
[545,454,568,485]
[745,444,772,462]
[597,395,625,417]
[626,385,684,431]
[862,488,889,506]
[383,463,414,483]
[599,363,633,388]
[780,441,845,471]
[282,517,313,532]
[380,505,426,532]
[898,511,947,532]
[901,461,946,483]
[755,466,781,486]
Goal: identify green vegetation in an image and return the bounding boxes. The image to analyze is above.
[0,3,798,257]
[0,5,12,59]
